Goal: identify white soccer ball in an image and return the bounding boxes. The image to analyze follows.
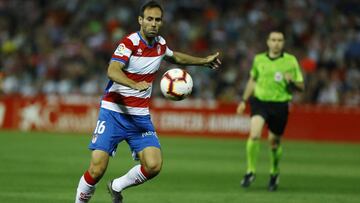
[160,68,193,101]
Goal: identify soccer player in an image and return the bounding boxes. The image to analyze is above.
[74,1,221,203]
[236,31,304,191]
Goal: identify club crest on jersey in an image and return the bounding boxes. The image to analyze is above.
[136,48,143,55]
[114,43,126,56]
[157,44,161,54]
[274,71,283,82]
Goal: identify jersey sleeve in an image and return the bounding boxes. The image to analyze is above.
[292,57,304,83]
[111,37,134,65]
[159,36,173,57]
[250,56,259,80]
[165,46,174,57]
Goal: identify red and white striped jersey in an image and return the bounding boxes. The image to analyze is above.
[101,32,173,115]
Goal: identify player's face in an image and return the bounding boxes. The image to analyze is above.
[138,7,163,39]
[267,32,285,54]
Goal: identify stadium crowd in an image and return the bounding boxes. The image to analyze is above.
[1,0,359,106]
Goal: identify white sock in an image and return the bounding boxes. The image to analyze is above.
[112,164,148,192]
[75,176,96,203]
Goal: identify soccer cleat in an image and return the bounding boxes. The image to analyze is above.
[241,172,256,188]
[107,180,123,203]
[268,174,279,191]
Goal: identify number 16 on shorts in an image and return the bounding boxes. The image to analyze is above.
[92,120,106,143]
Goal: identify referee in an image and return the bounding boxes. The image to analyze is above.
[236,31,304,191]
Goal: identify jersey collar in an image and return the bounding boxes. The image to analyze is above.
[266,51,284,61]
[137,31,158,48]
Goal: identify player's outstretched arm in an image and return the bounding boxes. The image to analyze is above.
[166,51,221,70]
[107,61,150,91]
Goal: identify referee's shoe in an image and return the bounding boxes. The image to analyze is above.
[268,174,279,191]
[241,172,256,187]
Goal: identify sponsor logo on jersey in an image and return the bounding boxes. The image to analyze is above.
[114,43,126,56]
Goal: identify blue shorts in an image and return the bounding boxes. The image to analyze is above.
[88,108,161,159]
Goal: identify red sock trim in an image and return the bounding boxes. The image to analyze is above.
[84,170,98,186]
[140,165,152,179]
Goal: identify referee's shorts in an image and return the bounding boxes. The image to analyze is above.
[250,97,289,136]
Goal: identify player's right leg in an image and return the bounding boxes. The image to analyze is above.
[241,115,265,188]
[76,108,124,203]
[75,150,109,203]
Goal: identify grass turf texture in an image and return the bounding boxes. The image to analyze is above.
[0,130,359,203]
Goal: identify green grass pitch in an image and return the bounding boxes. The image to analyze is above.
[0,130,359,203]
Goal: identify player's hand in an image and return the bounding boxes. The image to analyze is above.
[131,81,151,91]
[284,72,298,92]
[204,52,221,70]
[236,101,246,114]
[284,72,293,83]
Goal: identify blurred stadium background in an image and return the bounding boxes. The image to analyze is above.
[0,0,360,203]
[1,0,359,103]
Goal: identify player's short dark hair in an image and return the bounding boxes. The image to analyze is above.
[140,0,163,17]
[268,30,285,39]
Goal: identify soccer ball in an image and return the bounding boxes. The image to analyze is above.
[160,68,193,101]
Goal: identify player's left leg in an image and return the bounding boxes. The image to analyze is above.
[111,146,162,192]
[138,146,163,177]
[268,132,282,191]
[268,132,282,175]
[108,115,161,202]
[108,147,162,203]
[266,101,288,191]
